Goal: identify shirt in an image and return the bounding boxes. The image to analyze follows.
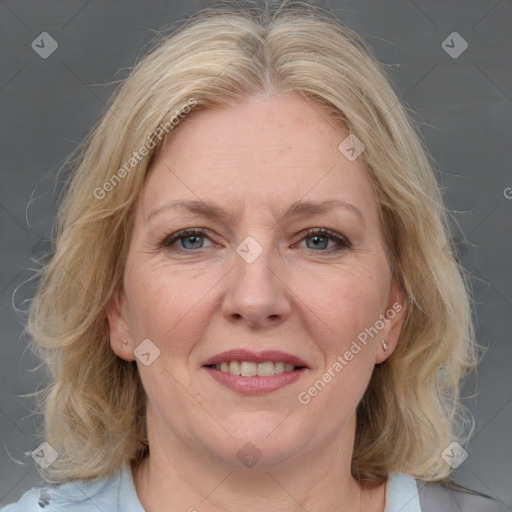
[1,464,508,511]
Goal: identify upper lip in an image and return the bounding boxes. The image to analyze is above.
[202,349,309,368]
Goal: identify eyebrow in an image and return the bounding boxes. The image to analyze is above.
[146,198,365,226]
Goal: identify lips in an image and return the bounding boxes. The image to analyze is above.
[201,349,309,395]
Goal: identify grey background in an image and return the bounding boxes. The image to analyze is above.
[1,0,511,508]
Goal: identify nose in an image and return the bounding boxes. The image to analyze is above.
[221,238,292,329]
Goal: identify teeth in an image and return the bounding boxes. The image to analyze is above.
[229,361,240,375]
[256,361,274,377]
[213,361,298,376]
[241,361,257,376]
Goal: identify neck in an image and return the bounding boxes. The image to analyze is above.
[132,409,386,512]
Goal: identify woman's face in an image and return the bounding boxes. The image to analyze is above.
[108,93,404,468]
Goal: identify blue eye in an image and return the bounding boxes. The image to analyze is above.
[160,228,351,253]
[161,229,213,250]
[299,228,351,251]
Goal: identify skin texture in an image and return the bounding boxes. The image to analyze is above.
[108,93,405,512]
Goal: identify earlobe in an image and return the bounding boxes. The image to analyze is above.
[374,281,407,364]
[107,290,135,362]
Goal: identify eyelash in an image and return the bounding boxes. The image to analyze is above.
[160,227,351,254]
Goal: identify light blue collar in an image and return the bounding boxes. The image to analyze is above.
[384,472,422,512]
[119,465,421,512]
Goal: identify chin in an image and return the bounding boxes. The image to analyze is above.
[201,415,309,468]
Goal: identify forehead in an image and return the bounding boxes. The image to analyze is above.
[141,94,378,222]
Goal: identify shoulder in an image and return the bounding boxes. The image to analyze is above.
[0,464,143,512]
[416,478,511,512]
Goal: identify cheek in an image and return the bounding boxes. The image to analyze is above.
[298,270,380,411]
[307,264,389,407]
[124,258,218,353]
[301,264,388,354]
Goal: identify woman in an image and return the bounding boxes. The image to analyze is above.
[2,2,508,511]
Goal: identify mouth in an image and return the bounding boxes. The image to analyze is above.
[201,350,309,394]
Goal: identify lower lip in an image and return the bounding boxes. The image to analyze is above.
[203,367,307,395]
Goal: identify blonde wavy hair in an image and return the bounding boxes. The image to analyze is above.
[26,0,481,486]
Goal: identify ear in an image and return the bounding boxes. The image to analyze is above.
[374,280,407,364]
[107,288,135,362]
